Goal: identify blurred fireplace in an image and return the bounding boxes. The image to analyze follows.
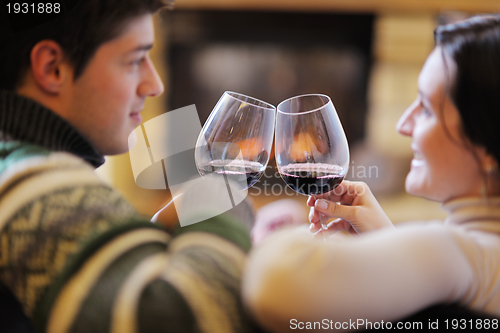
[164,9,374,187]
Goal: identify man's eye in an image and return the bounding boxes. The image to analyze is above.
[131,57,145,65]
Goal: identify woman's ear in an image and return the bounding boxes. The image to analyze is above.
[483,155,498,175]
[29,40,69,94]
[476,145,499,174]
[479,150,500,196]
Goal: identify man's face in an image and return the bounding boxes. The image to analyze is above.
[66,14,164,155]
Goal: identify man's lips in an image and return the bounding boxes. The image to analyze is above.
[130,111,142,123]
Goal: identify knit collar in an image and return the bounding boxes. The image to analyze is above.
[442,196,500,233]
[0,90,105,168]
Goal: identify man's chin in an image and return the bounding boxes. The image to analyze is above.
[97,142,130,156]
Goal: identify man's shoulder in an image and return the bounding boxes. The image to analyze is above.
[0,141,138,228]
[0,140,91,175]
[0,141,99,196]
[0,141,51,172]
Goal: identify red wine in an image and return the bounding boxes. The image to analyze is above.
[198,159,265,189]
[279,163,344,195]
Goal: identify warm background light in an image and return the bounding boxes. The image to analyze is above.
[98,1,500,223]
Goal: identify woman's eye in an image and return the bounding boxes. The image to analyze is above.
[418,102,433,117]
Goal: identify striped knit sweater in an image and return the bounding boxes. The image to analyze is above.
[0,91,257,333]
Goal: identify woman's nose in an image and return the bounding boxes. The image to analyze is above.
[396,99,418,136]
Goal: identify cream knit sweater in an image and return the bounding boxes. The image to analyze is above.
[243,197,500,332]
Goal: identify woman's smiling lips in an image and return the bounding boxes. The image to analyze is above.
[411,145,425,168]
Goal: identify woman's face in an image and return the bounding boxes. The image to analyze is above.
[396,47,488,202]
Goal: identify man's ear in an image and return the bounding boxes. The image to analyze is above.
[29,40,70,94]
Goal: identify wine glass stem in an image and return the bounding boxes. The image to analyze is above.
[319,212,328,242]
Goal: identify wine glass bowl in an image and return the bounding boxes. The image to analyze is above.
[195,91,276,190]
[275,94,349,230]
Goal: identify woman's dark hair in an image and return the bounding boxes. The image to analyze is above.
[435,15,500,164]
[0,0,172,91]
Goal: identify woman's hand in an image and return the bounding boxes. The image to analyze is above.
[252,199,308,245]
[307,180,394,236]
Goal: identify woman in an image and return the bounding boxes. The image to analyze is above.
[242,15,500,332]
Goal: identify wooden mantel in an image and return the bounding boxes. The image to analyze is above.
[174,0,500,14]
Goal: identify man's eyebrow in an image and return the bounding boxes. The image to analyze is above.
[128,44,154,53]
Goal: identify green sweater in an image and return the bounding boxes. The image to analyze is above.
[0,91,256,333]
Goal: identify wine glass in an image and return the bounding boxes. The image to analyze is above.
[275,93,349,236]
[195,91,276,192]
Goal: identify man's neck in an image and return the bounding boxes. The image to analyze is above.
[0,90,105,168]
[16,74,66,120]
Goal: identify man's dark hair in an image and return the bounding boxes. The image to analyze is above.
[0,0,171,91]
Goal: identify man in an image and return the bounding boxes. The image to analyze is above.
[0,1,257,332]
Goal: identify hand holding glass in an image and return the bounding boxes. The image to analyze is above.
[275,94,350,233]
